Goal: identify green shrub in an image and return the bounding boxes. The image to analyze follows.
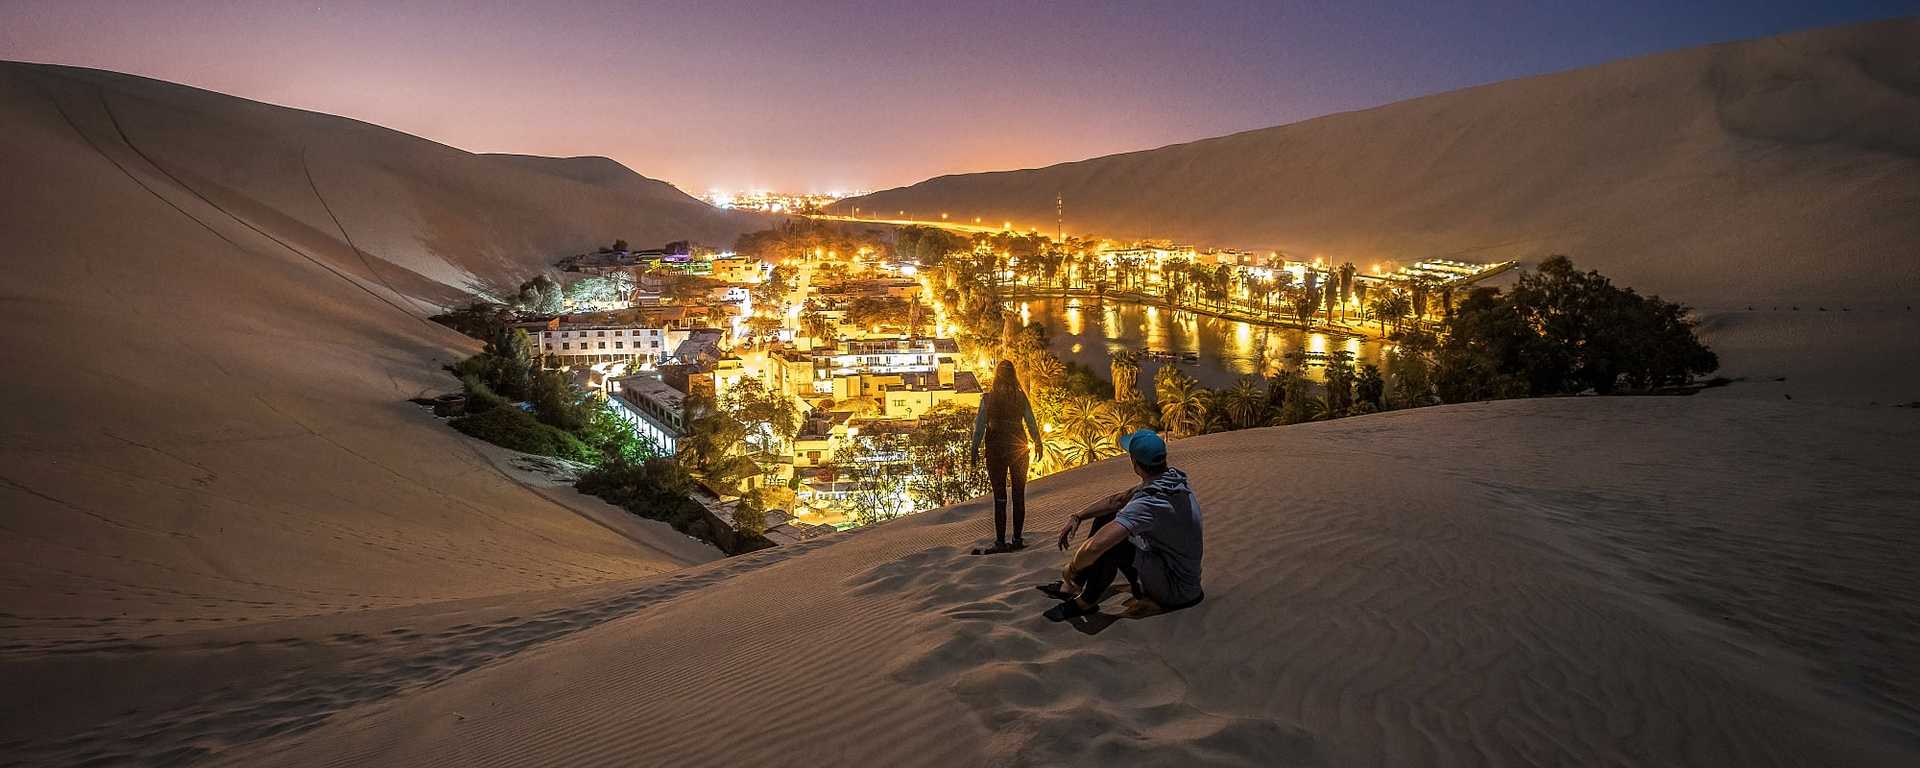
[577,458,772,554]
[450,406,597,463]
[459,375,509,414]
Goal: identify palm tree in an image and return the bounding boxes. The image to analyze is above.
[1409,278,1434,328]
[1337,263,1357,320]
[1221,376,1267,430]
[1154,365,1207,438]
[1059,426,1107,468]
[1090,400,1130,444]
[1323,351,1357,417]
[1055,394,1101,441]
[1356,363,1386,412]
[1109,349,1141,402]
[1370,292,1410,335]
[1027,353,1067,392]
[1276,364,1322,425]
[1035,435,1070,475]
[801,307,835,344]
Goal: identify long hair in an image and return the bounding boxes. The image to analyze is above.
[985,359,1026,427]
[991,359,1020,393]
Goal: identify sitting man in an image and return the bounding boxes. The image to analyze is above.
[1044,429,1204,621]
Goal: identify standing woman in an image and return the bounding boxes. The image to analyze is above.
[970,360,1045,554]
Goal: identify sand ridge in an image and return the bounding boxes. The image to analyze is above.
[832,19,1920,311]
[0,61,756,649]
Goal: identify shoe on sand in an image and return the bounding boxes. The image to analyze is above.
[1034,581,1076,600]
[1044,599,1100,622]
[970,541,1017,555]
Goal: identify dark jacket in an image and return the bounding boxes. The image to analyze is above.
[970,387,1042,459]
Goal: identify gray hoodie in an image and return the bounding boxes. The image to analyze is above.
[1113,467,1205,606]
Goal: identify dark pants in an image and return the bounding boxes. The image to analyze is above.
[1073,513,1141,603]
[985,446,1029,543]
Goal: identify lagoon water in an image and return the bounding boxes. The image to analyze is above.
[1016,297,1387,398]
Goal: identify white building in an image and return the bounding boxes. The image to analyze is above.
[607,374,688,454]
[821,337,957,377]
[520,317,687,368]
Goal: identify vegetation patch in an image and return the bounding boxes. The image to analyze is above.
[449,406,599,464]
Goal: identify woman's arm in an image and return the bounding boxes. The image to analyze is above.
[1022,395,1043,453]
[969,398,987,464]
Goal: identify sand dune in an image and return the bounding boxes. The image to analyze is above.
[0,62,760,652]
[833,19,1920,313]
[7,398,1909,766]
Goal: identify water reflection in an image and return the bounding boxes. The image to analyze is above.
[1019,298,1387,395]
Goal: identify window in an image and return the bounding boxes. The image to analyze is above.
[562,342,571,350]
[614,341,624,349]
[561,332,570,338]
[544,344,554,351]
[597,331,606,337]
[614,330,623,336]
[598,342,607,349]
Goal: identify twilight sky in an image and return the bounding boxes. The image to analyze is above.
[4,1,1916,194]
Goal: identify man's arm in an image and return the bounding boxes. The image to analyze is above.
[1064,520,1130,581]
[1055,487,1135,550]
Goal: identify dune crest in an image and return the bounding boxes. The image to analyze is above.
[0,61,758,651]
[832,19,1920,310]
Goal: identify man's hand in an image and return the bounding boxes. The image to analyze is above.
[1056,517,1081,551]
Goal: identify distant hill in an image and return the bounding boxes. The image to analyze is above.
[0,62,755,645]
[832,18,1920,309]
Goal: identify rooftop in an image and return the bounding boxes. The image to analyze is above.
[612,374,687,410]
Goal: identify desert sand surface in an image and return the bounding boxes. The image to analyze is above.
[0,60,761,654]
[5,398,1909,766]
[833,20,1920,311]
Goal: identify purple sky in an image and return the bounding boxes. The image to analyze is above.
[4,1,1915,194]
